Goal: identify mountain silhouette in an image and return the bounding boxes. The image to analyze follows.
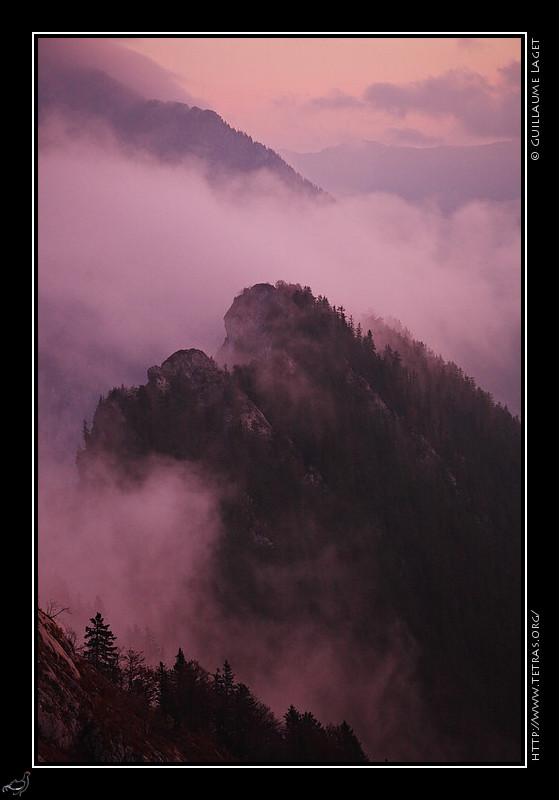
[38,60,326,199]
[283,139,520,211]
[76,281,523,763]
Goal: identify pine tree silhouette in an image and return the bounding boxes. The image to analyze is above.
[83,612,119,678]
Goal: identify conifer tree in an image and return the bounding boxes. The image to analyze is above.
[327,720,369,763]
[156,662,173,720]
[119,649,158,706]
[170,647,189,727]
[83,612,119,678]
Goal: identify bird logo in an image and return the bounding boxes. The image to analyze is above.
[2,773,30,796]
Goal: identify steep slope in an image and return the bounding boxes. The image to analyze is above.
[38,59,326,200]
[37,608,191,763]
[76,282,523,763]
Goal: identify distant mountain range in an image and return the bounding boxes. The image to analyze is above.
[37,53,520,213]
[283,139,521,210]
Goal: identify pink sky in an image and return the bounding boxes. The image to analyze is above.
[36,34,523,422]
[62,34,523,152]
[122,35,522,150]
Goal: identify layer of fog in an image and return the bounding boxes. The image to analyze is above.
[36,128,521,762]
[38,129,521,448]
[37,447,449,761]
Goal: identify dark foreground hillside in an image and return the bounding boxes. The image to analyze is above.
[37,608,368,764]
[75,282,524,764]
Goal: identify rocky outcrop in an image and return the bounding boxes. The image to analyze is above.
[147,348,274,440]
[77,345,275,480]
[37,610,89,761]
[147,349,229,410]
[218,282,302,367]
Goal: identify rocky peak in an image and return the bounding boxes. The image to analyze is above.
[219,283,280,364]
[145,347,272,439]
[217,282,314,368]
[147,348,224,400]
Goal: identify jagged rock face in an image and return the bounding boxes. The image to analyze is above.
[79,344,275,478]
[218,283,293,366]
[152,348,220,386]
[148,348,274,440]
[147,349,229,411]
[37,610,89,760]
[218,283,389,430]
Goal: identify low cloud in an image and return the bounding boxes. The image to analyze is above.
[363,63,521,139]
[38,130,521,463]
[38,452,226,655]
[37,443,444,760]
[306,88,363,110]
[298,60,521,147]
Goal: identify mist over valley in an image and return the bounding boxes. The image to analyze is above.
[35,37,524,766]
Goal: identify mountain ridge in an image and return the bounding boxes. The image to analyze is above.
[74,281,523,763]
[282,138,521,210]
[38,62,328,200]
